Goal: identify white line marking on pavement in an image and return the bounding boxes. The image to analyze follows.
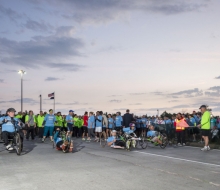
[209,182,220,187]
[133,151,220,167]
[184,146,220,152]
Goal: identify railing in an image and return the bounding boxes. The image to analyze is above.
[152,124,220,145]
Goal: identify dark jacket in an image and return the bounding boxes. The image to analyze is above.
[123,113,135,127]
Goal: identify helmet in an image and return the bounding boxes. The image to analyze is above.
[7,108,16,113]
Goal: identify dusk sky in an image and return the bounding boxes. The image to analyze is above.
[0,0,220,116]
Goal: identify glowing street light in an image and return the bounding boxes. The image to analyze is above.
[18,70,26,112]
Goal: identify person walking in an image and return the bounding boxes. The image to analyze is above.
[42,109,56,142]
[25,110,36,140]
[198,105,211,151]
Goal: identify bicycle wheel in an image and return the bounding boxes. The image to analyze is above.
[139,138,147,149]
[160,134,168,149]
[15,133,22,155]
[100,133,106,148]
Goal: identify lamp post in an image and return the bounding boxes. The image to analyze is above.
[18,70,26,112]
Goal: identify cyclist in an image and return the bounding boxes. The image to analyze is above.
[147,125,162,145]
[0,108,24,151]
[54,128,73,152]
[107,130,125,149]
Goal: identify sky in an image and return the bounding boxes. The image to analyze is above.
[0,0,220,116]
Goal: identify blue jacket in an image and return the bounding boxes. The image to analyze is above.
[0,116,20,132]
[115,116,123,127]
[44,114,56,127]
[88,115,95,128]
[54,131,63,144]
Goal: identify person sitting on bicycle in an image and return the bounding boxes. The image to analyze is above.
[0,108,24,151]
[147,125,162,144]
[54,128,74,152]
[107,130,125,149]
[123,123,136,135]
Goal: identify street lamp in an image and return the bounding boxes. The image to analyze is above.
[18,70,26,112]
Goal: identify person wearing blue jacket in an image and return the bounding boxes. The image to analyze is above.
[0,108,24,151]
[107,114,114,137]
[87,112,95,141]
[95,111,103,141]
[42,109,57,142]
[115,112,123,132]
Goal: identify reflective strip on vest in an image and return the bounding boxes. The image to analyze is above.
[176,127,185,130]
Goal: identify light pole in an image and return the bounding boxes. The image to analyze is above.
[18,70,26,112]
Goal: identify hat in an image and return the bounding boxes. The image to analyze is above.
[69,110,74,112]
[199,105,207,109]
[111,130,117,133]
[7,108,16,113]
[129,123,135,127]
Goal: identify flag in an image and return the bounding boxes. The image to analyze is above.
[48,92,54,97]
[50,97,54,99]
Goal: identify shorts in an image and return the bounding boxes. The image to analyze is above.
[83,126,88,133]
[151,137,158,142]
[95,127,102,133]
[43,126,54,137]
[67,123,73,132]
[201,129,210,137]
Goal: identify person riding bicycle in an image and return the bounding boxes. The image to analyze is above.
[107,130,125,149]
[147,125,162,145]
[54,128,74,152]
[0,108,24,151]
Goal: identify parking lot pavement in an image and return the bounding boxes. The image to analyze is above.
[0,138,220,190]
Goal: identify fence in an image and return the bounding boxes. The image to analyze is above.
[152,123,220,145]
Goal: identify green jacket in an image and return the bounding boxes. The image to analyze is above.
[25,115,36,126]
[56,115,63,127]
[201,111,211,130]
[15,114,23,119]
[75,119,84,128]
[37,115,45,127]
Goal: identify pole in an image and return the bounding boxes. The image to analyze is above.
[40,95,42,111]
[54,92,55,113]
[21,73,23,112]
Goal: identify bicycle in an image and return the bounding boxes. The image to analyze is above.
[53,131,72,153]
[146,132,168,149]
[0,119,24,155]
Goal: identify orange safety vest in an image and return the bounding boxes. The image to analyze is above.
[175,119,185,130]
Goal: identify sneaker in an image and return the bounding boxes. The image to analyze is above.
[182,143,186,146]
[42,138,45,142]
[6,145,14,151]
[177,143,182,146]
[201,146,208,151]
[82,138,85,141]
[207,146,211,151]
[51,139,54,142]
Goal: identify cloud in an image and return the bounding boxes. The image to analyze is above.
[214,76,220,79]
[130,93,146,95]
[110,100,122,103]
[45,77,61,81]
[170,88,203,98]
[129,103,142,105]
[151,91,164,96]
[0,26,85,71]
[0,4,27,22]
[108,95,122,97]
[208,86,220,92]
[0,79,4,83]
[0,98,38,104]
[205,86,220,97]
[168,100,179,103]
[24,19,54,32]
[24,0,208,24]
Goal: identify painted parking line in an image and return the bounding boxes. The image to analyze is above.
[133,150,220,167]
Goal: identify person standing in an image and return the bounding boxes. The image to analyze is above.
[66,110,74,138]
[95,111,103,141]
[87,112,95,141]
[198,105,211,151]
[115,112,123,132]
[37,111,45,138]
[55,112,63,131]
[25,110,36,140]
[42,109,56,142]
[82,112,88,140]
[123,109,135,128]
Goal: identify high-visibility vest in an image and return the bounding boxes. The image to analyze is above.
[175,119,185,130]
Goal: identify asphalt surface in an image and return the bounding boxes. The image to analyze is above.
[0,138,220,190]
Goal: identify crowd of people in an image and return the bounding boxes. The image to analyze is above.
[0,105,219,152]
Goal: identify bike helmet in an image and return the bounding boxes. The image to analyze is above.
[129,123,135,127]
[7,108,16,113]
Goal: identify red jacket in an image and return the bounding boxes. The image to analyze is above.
[83,115,88,127]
